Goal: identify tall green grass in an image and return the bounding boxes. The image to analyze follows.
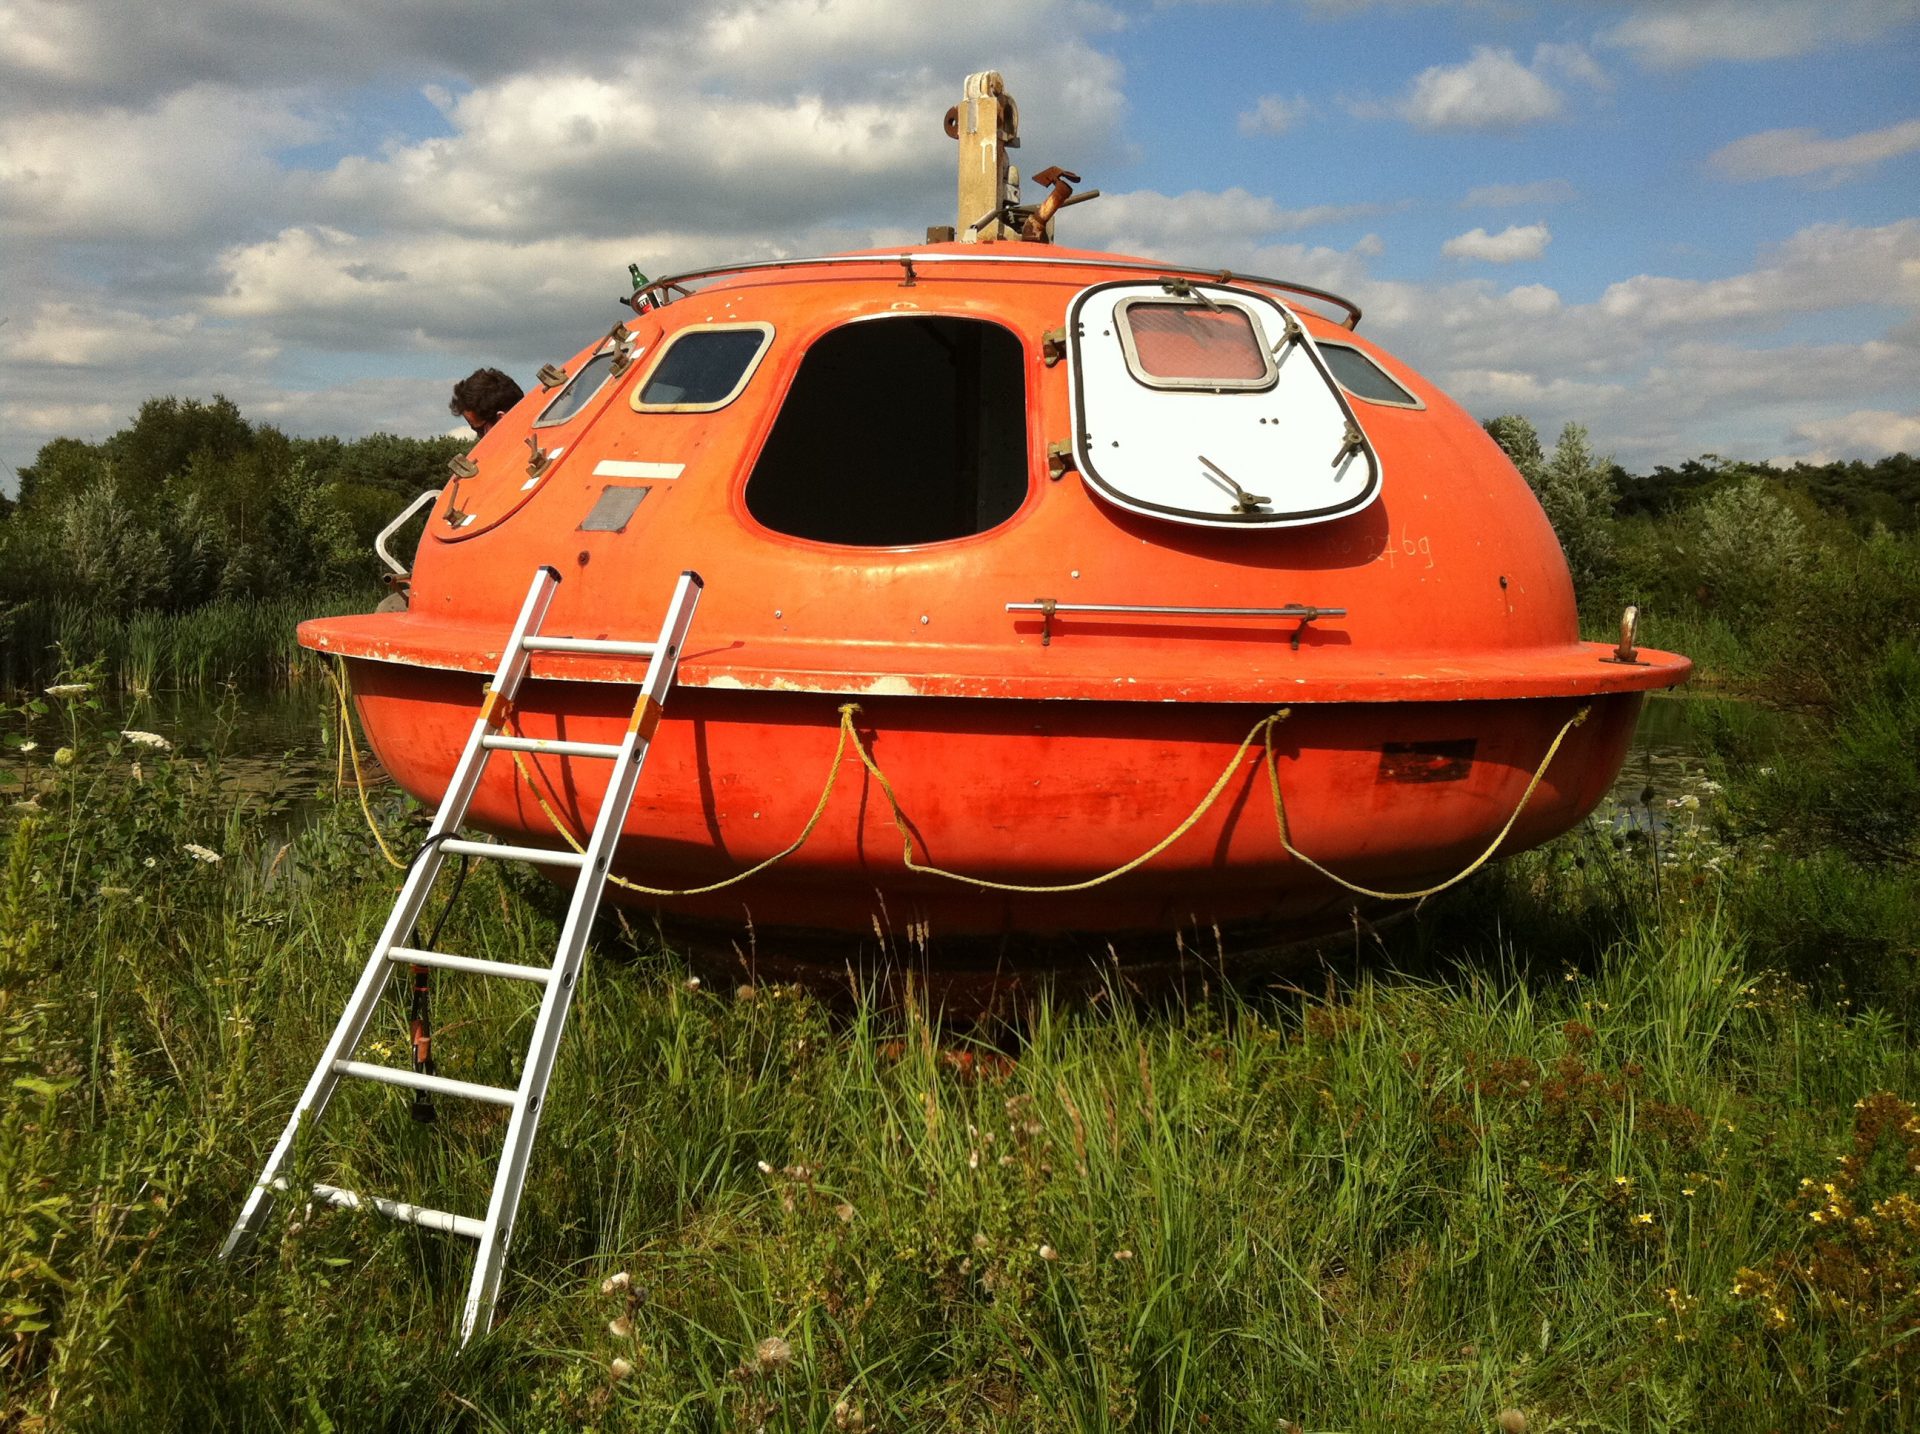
[0,591,372,694]
[2,699,1914,1430]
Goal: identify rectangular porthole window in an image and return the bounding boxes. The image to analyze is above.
[534,350,618,428]
[632,323,774,413]
[1114,297,1276,392]
[1317,341,1423,409]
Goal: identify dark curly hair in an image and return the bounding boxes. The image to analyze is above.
[448,368,524,423]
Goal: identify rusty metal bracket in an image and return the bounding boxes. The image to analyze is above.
[1041,327,1067,366]
[1037,598,1058,646]
[1601,604,1646,665]
[524,435,553,480]
[602,321,637,376]
[899,254,917,287]
[1161,277,1221,311]
[536,363,567,390]
[447,454,479,481]
[1331,420,1365,470]
[1020,165,1082,243]
[1046,441,1075,481]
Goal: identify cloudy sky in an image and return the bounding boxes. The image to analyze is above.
[2,0,1917,490]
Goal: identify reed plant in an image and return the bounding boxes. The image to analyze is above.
[0,591,372,695]
[2,682,1914,1431]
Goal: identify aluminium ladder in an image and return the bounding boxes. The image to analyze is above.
[222,564,703,1343]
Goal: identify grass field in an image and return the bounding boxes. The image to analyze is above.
[2,673,1916,1431]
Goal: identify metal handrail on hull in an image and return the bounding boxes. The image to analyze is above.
[631,252,1365,330]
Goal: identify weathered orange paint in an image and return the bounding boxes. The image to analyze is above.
[301,243,1688,939]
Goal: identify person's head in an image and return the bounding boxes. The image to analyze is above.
[450,368,525,436]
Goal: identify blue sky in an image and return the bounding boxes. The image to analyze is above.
[3,0,1917,491]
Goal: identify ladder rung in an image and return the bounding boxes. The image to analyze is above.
[334,1060,520,1107]
[481,734,625,760]
[311,1183,485,1240]
[386,946,554,984]
[522,635,658,658]
[440,838,586,869]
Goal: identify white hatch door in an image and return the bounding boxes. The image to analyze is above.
[1067,280,1382,529]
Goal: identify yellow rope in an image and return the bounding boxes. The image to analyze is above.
[504,706,858,897]
[488,686,1589,906]
[1259,704,1591,903]
[846,704,1294,894]
[327,658,408,870]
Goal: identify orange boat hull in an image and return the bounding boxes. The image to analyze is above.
[345,658,1643,936]
[304,243,1689,950]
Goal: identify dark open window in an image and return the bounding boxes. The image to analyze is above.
[745,316,1028,546]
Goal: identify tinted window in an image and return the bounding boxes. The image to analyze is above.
[1319,342,1420,407]
[1116,298,1275,390]
[534,351,615,427]
[636,327,771,409]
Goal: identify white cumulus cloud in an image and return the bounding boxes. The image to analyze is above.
[1782,409,1920,464]
[1443,224,1551,264]
[1709,118,1920,183]
[1602,0,1920,68]
[1238,94,1309,136]
[1380,43,1604,133]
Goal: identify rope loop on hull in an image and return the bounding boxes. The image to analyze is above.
[332,656,1593,908]
[329,658,408,871]
[1262,705,1589,904]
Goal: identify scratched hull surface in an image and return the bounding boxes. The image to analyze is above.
[304,242,1688,946]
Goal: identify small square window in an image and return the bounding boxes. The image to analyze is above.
[1317,341,1423,409]
[1115,297,1276,391]
[534,350,618,428]
[632,323,774,412]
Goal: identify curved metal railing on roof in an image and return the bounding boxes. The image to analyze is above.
[628,252,1364,330]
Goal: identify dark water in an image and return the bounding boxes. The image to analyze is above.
[1607,691,1725,816]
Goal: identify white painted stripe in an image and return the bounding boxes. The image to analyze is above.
[592,459,684,480]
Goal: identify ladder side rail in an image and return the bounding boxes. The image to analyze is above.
[222,568,564,1258]
[459,570,704,1341]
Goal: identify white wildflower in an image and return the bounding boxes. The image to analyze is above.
[1038,1244,1058,1261]
[608,1315,633,1338]
[16,740,36,753]
[609,1356,634,1380]
[184,843,223,864]
[601,1270,631,1294]
[754,1335,793,1372]
[120,730,172,750]
[44,683,91,698]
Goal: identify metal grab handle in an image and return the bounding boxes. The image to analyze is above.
[1007,599,1348,648]
[1005,601,1346,619]
[376,489,444,577]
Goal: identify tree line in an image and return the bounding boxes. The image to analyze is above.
[0,396,465,618]
[0,394,1913,635]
